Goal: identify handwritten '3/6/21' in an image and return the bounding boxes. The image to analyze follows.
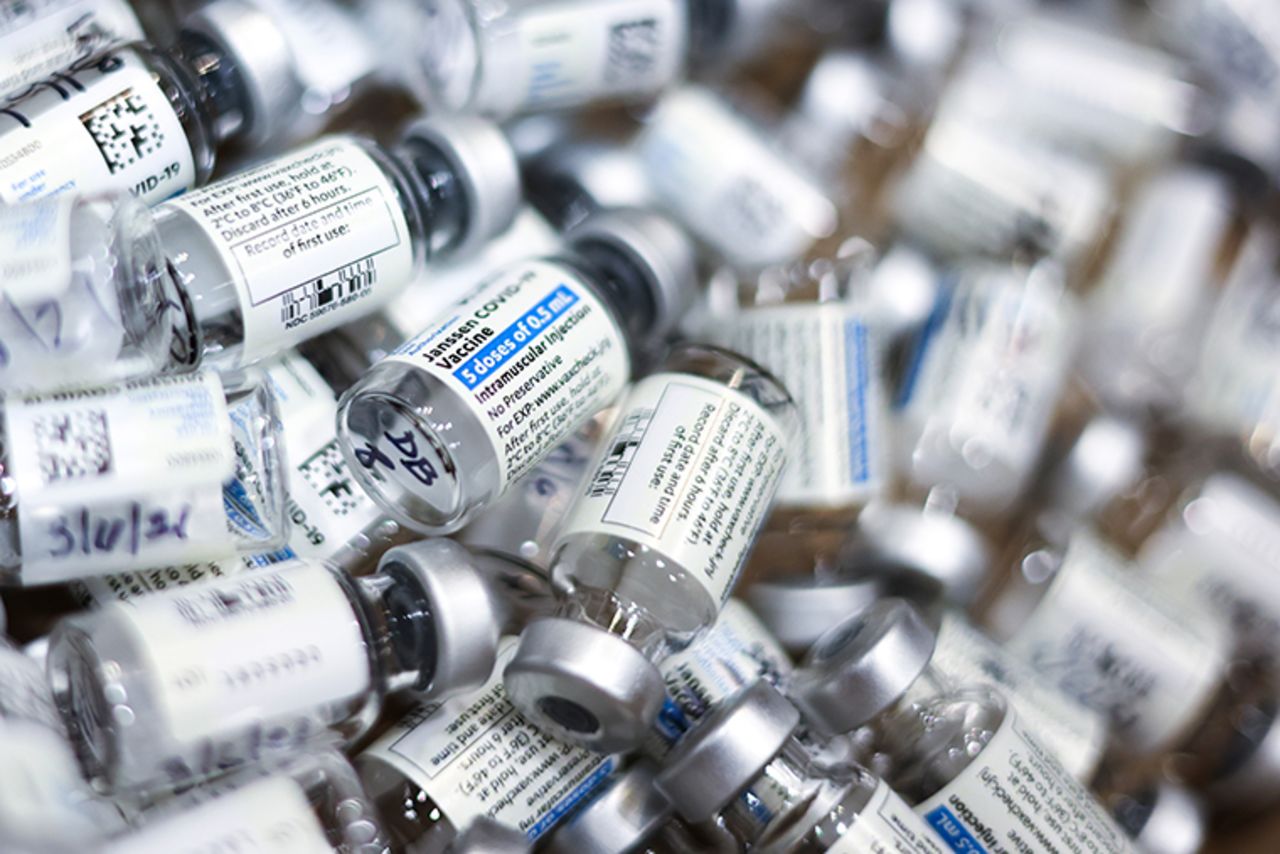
[38,502,196,559]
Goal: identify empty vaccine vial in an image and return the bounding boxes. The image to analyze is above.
[356,639,616,852]
[0,193,178,392]
[0,371,287,585]
[156,114,519,375]
[744,573,887,656]
[337,210,697,536]
[503,343,796,751]
[0,0,144,99]
[654,680,947,853]
[896,260,1079,517]
[104,749,386,853]
[46,539,507,792]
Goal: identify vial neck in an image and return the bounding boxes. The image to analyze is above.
[557,585,671,660]
[720,742,822,847]
[352,572,438,696]
[170,30,253,144]
[388,137,470,263]
[564,245,659,350]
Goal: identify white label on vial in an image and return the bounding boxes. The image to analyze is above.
[636,87,838,269]
[0,49,195,204]
[0,194,73,303]
[560,372,789,604]
[931,613,1105,782]
[163,136,414,363]
[264,353,383,560]
[71,550,290,607]
[1140,473,1280,650]
[654,598,793,746]
[0,0,143,99]
[1004,531,1228,752]
[916,711,1133,854]
[729,303,885,508]
[361,640,614,840]
[0,720,110,848]
[106,775,332,854]
[120,561,371,744]
[6,373,239,582]
[828,781,945,854]
[375,260,630,493]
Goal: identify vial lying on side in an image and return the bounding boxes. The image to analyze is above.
[0,371,287,585]
[445,818,531,854]
[0,0,144,100]
[653,680,948,853]
[46,539,513,792]
[503,344,795,752]
[336,210,697,536]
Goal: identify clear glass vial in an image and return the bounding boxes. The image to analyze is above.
[0,371,287,585]
[337,209,697,537]
[156,113,519,375]
[653,680,947,853]
[104,749,387,853]
[46,539,510,793]
[504,343,796,752]
[0,0,144,100]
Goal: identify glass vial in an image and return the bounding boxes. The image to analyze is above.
[653,680,947,852]
[46,539,505,793]
[336,210,697,536]
[0,371,287,585]
[503,344,795,752]
[356,638,616,853]
[156,114,519,375]
[0,0,144,100]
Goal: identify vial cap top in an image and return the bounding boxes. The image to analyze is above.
[545,763,671,854]
[850,504,991,607]
[654,680,799,823]
[567,209,698,338]
[744,577,885,656]
[377,539,499,697]
[790,599,938,736]
[503,618,666,753]
[402,114,521,257]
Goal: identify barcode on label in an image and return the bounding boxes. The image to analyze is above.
[299,439,364,517]
[32,408,112,484]
[586,409,651,498]
[81,86,165,174]
[172,574,294,627]
[280,258,377,326]
[606,18,660,83]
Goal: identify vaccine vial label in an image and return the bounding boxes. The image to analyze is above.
[6,373,238,582]
[653,598,793,748]
[374,259,630,492]
[71,553,286,607]
[729,303,885,508]
[106,774,332,854]
[118,560,371,745]
[0,0,143,99]
[0,49,196,205]
[1005,531,1229,752]
[560,372,789,605]
[827,781,945,854]
[635,87,838,269]
[1140,473,1280,651]
[0,194,73,303]
[163,137,414,364]
[931,614,1105,782]
[361,640,614,840]
[263,353,384,561]
[916,711,1132,854]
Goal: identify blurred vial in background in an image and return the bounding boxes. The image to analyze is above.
[0,0,144,100]
[504,343,795,752]
[445,817,531,854]
[337,211,697,536]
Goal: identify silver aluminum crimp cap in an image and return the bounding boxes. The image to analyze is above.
[850,503,991,607]
[546,763,671,854]
[790,599,937,736]
[654,680,800,823]
[377,539,499,698]
[402,114,521,257]
[503,617,666,753]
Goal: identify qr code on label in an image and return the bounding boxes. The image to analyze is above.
[80,88,164,174]
[606,19,660,83]
[31,409,113,484]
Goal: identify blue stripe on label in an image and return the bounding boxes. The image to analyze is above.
[894,281,954,409]
[655,696,691,743]
[844,319,870,484]
[925,806,989,854]
[526,757,616,839]
[456,285,580,390]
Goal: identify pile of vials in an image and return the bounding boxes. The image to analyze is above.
[0,0,1278,851]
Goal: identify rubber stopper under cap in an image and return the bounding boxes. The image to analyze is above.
[378,539,499,697]
[567,209,697,338]
[503,618,665,753]
[790,599,937,736]
[402,114,520,257]
[744,577,884,655]
[852,504,991,607]
[183,0,301,146]
[654,680,800,823]
[546,763,671,854]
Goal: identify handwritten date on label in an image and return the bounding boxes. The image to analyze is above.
[38,501,193,559]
